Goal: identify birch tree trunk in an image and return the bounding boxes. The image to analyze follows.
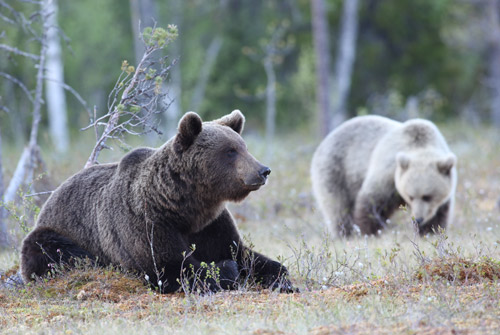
[130,0,157,65]
[263,56,277,161]
[163,1,183,137]
[311,0,331,138]
[45,0,69,153]
[4,0,48,205]
[331,0,360,127]
[0,128,7,248]
[487,0,500,127]
[190,36,223,112]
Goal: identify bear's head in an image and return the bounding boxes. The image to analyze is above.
[395,151,456,227]
[172,110,271,203]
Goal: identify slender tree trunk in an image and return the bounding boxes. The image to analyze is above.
[311,0,331,138]
[5,0,48,204]
[130,0,142,65]
[487,0,500,127]
[45,0,69,153]
[263,56,276,160]
[0,127,8,248]
[130,0,157,65]
[331,0,359,127]
[163,1,183,137]
[190,36,223,112]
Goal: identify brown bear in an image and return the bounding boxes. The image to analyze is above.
[20,110,294,293]
[311,115,457,237]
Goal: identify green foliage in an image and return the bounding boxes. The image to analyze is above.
[58,0,134,127]
[0,0,495,147]
[350,0,479,119]
[142,25,178,48]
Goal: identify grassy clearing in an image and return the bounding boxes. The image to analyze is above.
[1,120,500,334]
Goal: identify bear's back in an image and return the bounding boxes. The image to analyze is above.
[35,163,118,256]
[34,148,157,260]
[373,118,451,164]
[312,115,401,198]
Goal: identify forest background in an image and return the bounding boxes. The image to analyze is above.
[2,0,500,147]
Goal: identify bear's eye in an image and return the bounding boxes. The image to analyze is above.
[422,195,432,202]
[226,148,238,158]
[409,196,414,201]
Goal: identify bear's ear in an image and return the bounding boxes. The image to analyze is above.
[396,152,411,171]
[174,112,202,152]
[215,109,245,135]
[437,154,456,176]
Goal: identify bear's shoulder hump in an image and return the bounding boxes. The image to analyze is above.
[119,147,155,170]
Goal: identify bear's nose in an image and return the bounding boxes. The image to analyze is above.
[415,217,424,225]
[259,167,271,179]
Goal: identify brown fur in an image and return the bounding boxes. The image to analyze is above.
[21,110,294,293]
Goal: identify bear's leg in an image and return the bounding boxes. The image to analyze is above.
[21,227,95,281]
[145,225,239,293]
[418,201,450,236]
[315,187,354,236]
[353,192,402,236]
[189,209,294,292]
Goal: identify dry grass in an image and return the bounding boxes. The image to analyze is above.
[1,120,500,334]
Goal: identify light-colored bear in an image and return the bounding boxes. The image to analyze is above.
[311,115,457,237]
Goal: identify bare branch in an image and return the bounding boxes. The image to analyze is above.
[0,71,34,103]
[43,76,90,114]
[19,0,43,4]
[23,190,53,198]
[0,12,16,25]
[0,43,40,60]
[0,105,10,113]
[83,26,178,168]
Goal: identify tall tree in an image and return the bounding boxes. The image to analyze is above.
[129,0,157,65]
[163,0,183,137]
[45,0,69,153]
[331,0,359,127]
[1,0,49,213]
[311,0,331,137]
[261,21,292,160]
[189,36,223,112]
[0,127,7,247]
[486,0,500,126]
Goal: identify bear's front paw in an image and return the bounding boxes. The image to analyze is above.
[268,275,299,293]
[215,259,239,290]
[260,265,298,293]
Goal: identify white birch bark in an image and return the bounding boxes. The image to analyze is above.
[331,0,360,127]
[487,0,500,126]
[311,0,331,137]
[263,56,276,161]
[5,0,48,205]
[0,128,7,247]
[45,0,69,153]
[163,1,183,137]
[190,36,223,112]
[130,0,157,65]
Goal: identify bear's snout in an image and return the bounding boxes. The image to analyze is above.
[243,165,271,187]
[259,166,271,180]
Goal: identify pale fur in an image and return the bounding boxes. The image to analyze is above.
[311,115,457,237]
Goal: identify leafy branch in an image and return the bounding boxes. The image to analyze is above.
[83,25,178,168]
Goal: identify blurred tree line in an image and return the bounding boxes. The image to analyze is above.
[1,0,499,148]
